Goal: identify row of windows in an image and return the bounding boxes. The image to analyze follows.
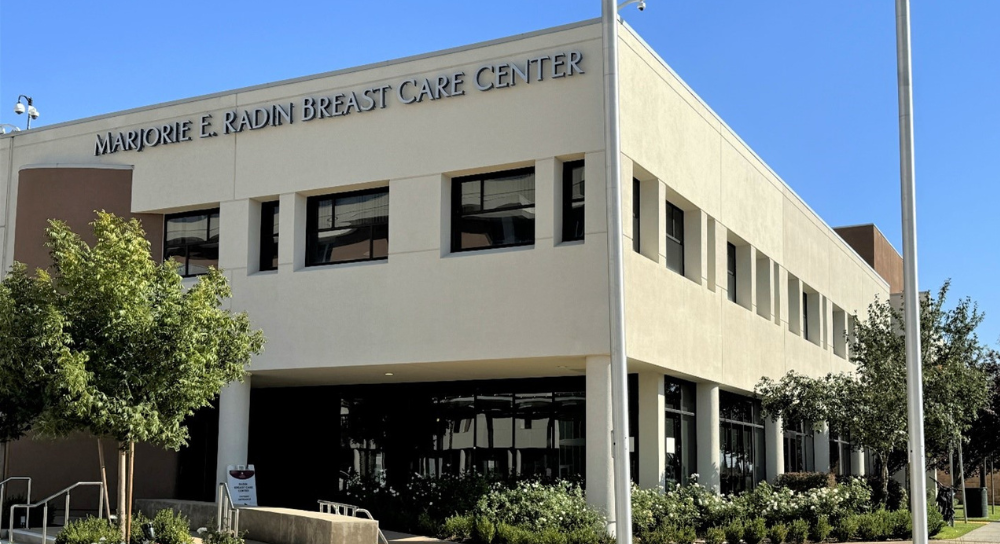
[164,162,588,277]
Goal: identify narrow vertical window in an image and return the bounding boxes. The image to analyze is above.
[164,209,220,278]
[306,188,389,266]
[726,242,737,302]
[259,201,279,271]
[562,160,585,242]
[665,201,684,275]
[632,178,641,253]
[803,292,810,341]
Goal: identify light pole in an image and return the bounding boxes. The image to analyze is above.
[894,0,929,541]
[13,95,40,130]
[602,1,644,542]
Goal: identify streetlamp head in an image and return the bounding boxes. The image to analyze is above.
[637,0,646,11]
[28,106,39,119]
[14,102,25,115]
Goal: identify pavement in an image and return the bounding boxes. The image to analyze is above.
[382,530,455,544]
[955,521,1000,543]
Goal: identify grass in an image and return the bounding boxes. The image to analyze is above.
[953,503,1000,522]
[932,521,987,540]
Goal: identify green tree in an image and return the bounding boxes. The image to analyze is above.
[3,212,265,539]
[756,282,990,502]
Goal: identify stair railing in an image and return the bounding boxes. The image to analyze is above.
[9,481,104,544]
[216,482,240,535]
[318,500,388,544]
[0,476,31,527]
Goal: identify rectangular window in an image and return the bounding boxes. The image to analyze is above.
[664,376,697,487]
[259,201,279,271]
[632,178,641,253]
[719,392,766,495]
[562,160,585,242]
[452,167,535,252]
[782,418,815,473]
[803,292,810,341]
[727,243,737,302]
[306,188,389,266]
[164,208,220,278]
[665,201,684,275]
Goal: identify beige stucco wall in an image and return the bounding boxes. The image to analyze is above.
[617,24,890,393]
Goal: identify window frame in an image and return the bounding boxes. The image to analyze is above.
[727,242,737,302]
[562,160,585,243]
[305,187,390,267]
[259,200,279,272]
[451,166,537,253]
[163,208,220,278]
[665,200,685,275]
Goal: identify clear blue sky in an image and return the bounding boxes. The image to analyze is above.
[2,1,998,344]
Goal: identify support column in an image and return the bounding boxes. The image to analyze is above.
[586,356,616,526]
[638,372,665,490]
[852,448,867,476]
[216,376,252,495]
[696,382,720,492]
[814,423,831,473]
[765,416,785,483]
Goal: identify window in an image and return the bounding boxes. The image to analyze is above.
[306,188,389,266]
[259,201,279,271]
[164,209,220,278]
[783,418,815,473]
[664,376,697,486]
[632,178,641,253]
[452,167,535,252]
[830,430,852,475]
[720,392,766,495]
[665,201,684,275]
[727,243,737,302]
[562,160,585,242]
[802,292,810,341]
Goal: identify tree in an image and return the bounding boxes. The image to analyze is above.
[959,352,1000,476]
[1,212,265,540]
[756,282,990,502]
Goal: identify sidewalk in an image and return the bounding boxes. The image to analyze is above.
[956,521,1000,543]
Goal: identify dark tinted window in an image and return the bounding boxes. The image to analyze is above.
[562,160,585,242]
[452,168,535,252]
[719,391,765,495]
[165,209,220,277]
[664,376,697,487]
[727,242,737,302]
[307,188,389,266]
[803,292,810,340]
[632,178,641,253]
[260,201,279,271]
[666,201,684,275]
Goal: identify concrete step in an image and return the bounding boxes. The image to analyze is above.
[1,527,60,544]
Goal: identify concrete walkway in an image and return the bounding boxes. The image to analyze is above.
[956,521,1000,542]
[382,529,455,544]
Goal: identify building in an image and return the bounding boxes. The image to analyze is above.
[0,19,902,516]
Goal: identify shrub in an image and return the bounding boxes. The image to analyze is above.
[776,473,836,493]
[472,481,607,541]
[675,525,697,544]
[131,508,194,544]
[863,477,907,511]
[442,514,474,541]
[705,526,726,544]
[787,519,809,544]
[475,517,497,543]
[744,518,767,544]
[724,520,744,544]
[886,509,911,540]
[55,516,121,544]
[926,503,945,537]
[200,528,246,544]
[831,515,857,543]
[855,512,888,542]
[768,523,789,544]
[811,515,832,543]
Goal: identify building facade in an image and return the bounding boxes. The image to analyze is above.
[0,19,899,516]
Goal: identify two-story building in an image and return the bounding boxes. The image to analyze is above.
[0,18,901,516]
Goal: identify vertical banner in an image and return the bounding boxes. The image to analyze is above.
[227,464,258,506]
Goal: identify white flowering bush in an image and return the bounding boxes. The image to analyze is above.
[473,480,609,539]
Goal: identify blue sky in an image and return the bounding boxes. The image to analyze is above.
[2,1,998,344]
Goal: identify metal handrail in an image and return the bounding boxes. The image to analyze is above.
[318,500,388,544]
[0,476,31,526]
[216,482,240,535]
[9,481,104,544]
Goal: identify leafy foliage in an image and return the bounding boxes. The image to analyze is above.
[131,508,194,544]
[55,516,121,544]
[774,472,835,492]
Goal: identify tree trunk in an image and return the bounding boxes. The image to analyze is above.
[97,440,112,519]
[880,452,890,505]
[126,442,135,544]
[118,442,127,540]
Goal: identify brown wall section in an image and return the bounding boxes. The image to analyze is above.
[14,167,163,273]
[834,224,904,294]
[7,166,176,507]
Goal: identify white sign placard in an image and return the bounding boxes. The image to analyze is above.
[227,464,258,507]
[665,437,676,455]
